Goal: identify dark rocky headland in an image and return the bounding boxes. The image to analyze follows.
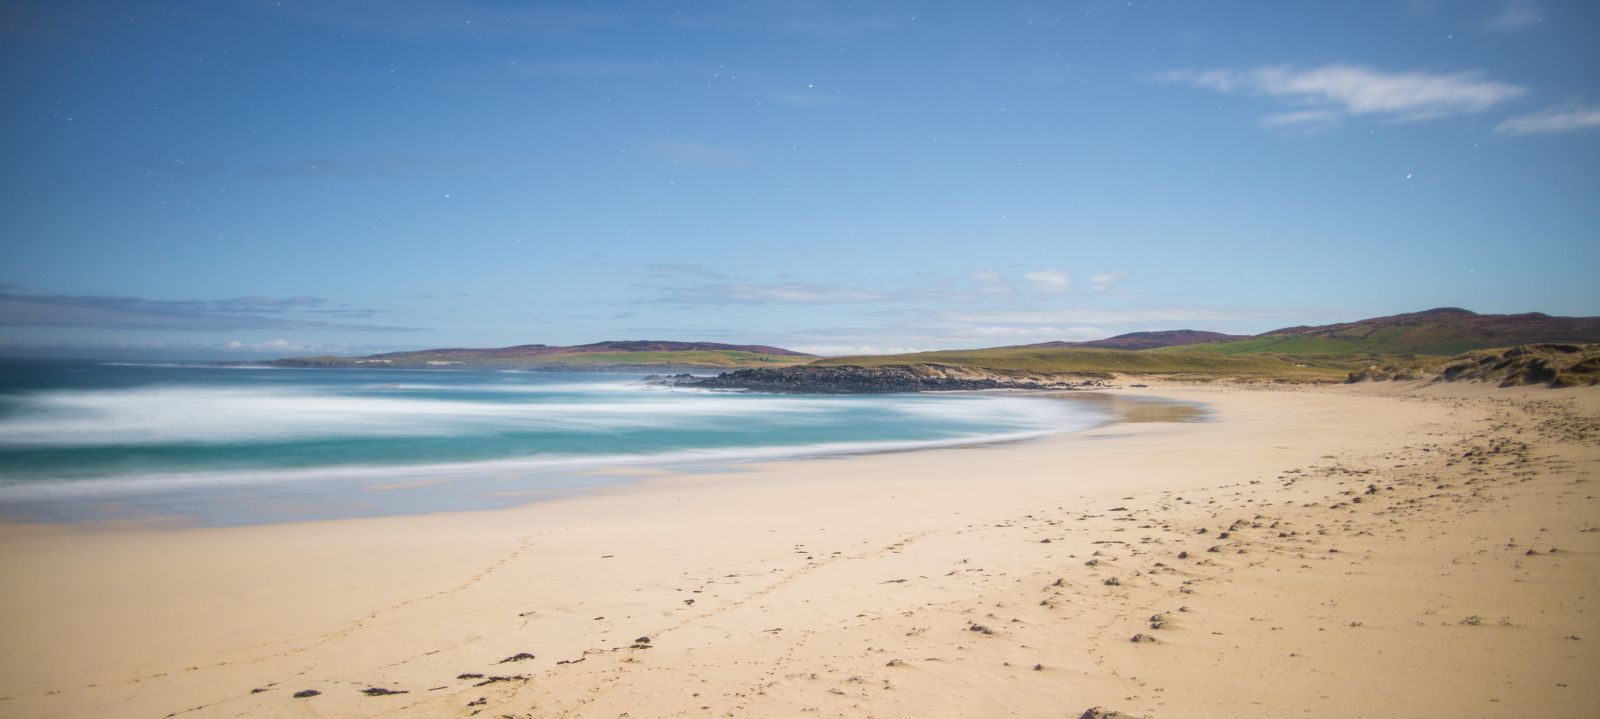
[677,364,1108,394]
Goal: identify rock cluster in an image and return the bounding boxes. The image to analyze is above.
[684,364,1105,394]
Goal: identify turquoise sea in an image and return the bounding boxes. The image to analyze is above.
[0,361,1109,525]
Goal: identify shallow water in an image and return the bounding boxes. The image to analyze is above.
[0,361,1113,525]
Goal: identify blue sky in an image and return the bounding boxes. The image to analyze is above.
[2,0,1598,358]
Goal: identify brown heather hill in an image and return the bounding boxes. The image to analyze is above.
[1189,307,1600,356]
[1020,330,1247,351]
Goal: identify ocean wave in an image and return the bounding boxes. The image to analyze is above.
[0,385,890,447]
[360,381,646,394]
[0,422,1097,503]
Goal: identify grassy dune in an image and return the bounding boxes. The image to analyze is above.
[808,347,1352,381]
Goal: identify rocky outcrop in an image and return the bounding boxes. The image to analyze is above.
[685,364,1106,394]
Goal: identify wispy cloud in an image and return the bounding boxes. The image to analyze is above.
[788,344,932,357]
[225,338,331,353]
[0,335,407,359]
[642,262,731,280]
[910,307,1243,327]
[1485,0,1541,31]
[966,325,1108,341]
[0,294,420,331]
[1495,104,1600,135]
[649,267,1134,310]
[656,281,909,306]
[774,305,1250,352]
[1087,273,1123,292]
[1166,64,1525,126]
[1259,109,1343,129]
[968,270,1014,298]
[1023,269,1072,292]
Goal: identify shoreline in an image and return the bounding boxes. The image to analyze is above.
[0,389,1167,528]
[1,382,1595,717]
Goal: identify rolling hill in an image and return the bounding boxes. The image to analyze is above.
[262,308,1600,383]
[268,341,812,370]
[1019,330,1247,350]
[727,308,1600,389]
[1181,308,1600,357]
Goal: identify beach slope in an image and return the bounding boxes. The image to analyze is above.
[0,383,1595,718]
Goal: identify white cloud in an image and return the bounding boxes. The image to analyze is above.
[1260,109,1343,128]
[968,325,1106,340]
[1167,64,1525,124]
[1023,269,1072,292]
[969,269,1014,297]
[224,338,328,353]
[790,344,931,357]
[1495,104,1600,135]
[1486,0,1541,31]
[657,281,904,305]
[928,307,1240,326]
[1087,273,1124,292]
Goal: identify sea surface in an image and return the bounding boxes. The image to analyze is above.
[0,361,1111,525]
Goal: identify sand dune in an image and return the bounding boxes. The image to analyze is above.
[0,382,1595,717]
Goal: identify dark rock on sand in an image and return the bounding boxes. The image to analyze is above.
[1080,708,1142,719]
[687,364,1105,394]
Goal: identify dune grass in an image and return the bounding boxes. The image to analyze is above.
[808,347,1352,381]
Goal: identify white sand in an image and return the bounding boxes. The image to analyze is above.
[1,382,1596,718]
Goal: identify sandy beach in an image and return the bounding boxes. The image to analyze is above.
[1,382,1596,718]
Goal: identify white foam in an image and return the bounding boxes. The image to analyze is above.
[0,419,1100,503]
[0,386,911,447]
[363,381,643,394]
